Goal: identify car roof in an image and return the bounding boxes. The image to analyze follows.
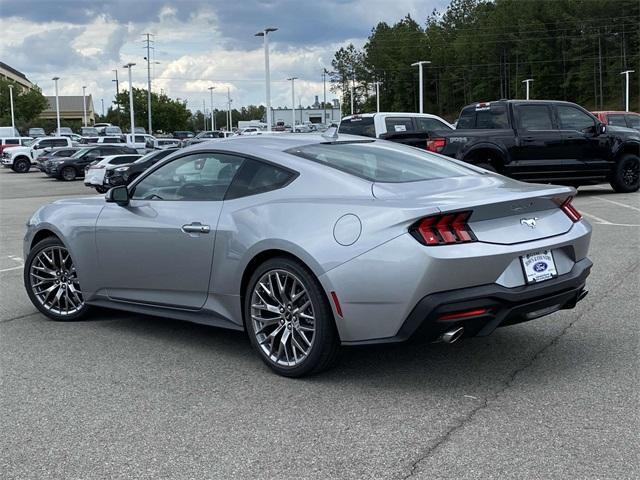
[341,112,445,119]
[592,110,639,114]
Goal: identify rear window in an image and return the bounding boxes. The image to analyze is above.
[456,104,509,129]
[608,114,627,127]
[338,117,375,138]
[385,117,414,133]
[626,114,640,129]
[286,142,475,183]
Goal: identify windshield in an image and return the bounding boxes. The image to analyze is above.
[286,141,476,183]
[24,139,36,147]
[133,149,174,164]
[338,117,376,138]
[71,147,94,158]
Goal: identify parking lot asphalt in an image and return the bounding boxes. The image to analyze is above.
[1,168,638,480]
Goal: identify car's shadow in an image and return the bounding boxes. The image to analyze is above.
[83,307,593,393]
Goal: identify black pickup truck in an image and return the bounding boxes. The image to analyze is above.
[428,100,640,193]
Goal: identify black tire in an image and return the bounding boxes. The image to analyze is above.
[95,186,109,194]
[12,157,31,173]
[244,257,340,377]
[609,154,640,193]
[61,166,77,181]
[475,162,497,173]
[24,237,89,321]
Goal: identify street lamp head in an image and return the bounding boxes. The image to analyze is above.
[7,84,13,90]
[52,77,60,81]
[255,31,264,37]
[208,86,216,91]
[123,63,136,68]
[265,27,278,33]
[287,77,298,81]
[411,61,431,67]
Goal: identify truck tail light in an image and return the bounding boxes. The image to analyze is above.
[554,197,582,222]
[411,211,477,246]
[426,138,446,153]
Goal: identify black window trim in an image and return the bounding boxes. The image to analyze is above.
[128,149,299,201]
[513,102,557,131]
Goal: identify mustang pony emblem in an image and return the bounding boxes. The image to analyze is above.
[520,217,539,228]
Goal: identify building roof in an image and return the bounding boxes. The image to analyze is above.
[0,61,29,81]
[43,95,94,113]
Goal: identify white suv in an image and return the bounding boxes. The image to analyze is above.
[2,137,74,173]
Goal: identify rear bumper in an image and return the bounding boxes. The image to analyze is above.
[343,257,592,345]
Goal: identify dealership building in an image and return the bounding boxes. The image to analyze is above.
[266,97,342,125]
[41,95,96,125]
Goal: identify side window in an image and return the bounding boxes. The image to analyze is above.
[53,139,67,147]
[135,136,145,143]
[476,106,509,129]
[39,139,54,147]
[416,117,451,132]
[456,109,475,129]
[556,106,595,132]
[5,138,19,145]
[225,158,295,200]
[626,114,640,129]
[112,156,134,165]
[131,152,244,201]
[517,105,554,130]
[385,117,414,133]
[606,114,626,127]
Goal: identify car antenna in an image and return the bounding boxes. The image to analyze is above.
[321,126,339,140]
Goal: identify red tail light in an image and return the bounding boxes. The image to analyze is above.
[438,308,490,322]
[411,211,476,246]
[558,197,582,222]
[426,138,446,153]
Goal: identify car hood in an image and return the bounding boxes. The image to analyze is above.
[606,125,640,139]
[3,146,30,155]
[53,196,106,206]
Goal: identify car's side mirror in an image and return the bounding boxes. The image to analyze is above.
[598,123,606,135]
[105,185,129,205]
[33,145,40,150]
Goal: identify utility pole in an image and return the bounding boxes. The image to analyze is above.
[522,78,534,100]
[375,81,381,112]
[112,69,120,123]
[143,33,154,134]
[124,63,136,134]
[621,70,635,111]
[287,77,297,129]
[208,86,215,131]
[350,71,355,115]
[82,86,87,126]
[52,77,61,134]
[598,31,603,109]
[227,88,232,131]
[322,69,328,124]
[7,84,15,133]
[203,100,207,131]
[411,61,431,113]
[255,27,277,131]
[101,98,105,116]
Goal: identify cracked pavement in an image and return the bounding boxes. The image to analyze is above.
[1,171,638,480]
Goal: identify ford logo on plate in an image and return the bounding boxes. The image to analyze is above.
[533,262,548,272]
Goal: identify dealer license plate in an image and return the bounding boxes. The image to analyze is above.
[520,250,558,284]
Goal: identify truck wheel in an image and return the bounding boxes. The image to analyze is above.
[95,186,108,194]
[610,154,640,193]
[61,167,77,181]
[12,158,31,173]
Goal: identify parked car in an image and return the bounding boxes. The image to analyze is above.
[292,124,312,133]
[172,130,195,140]
[0,136,32,155]
[104,148,178,187]
[80,137,100,144]
[94,123,112,129]
[150,138,181,149]
[592,111,640,131]
[28,128,46,138]
[124,133,155,152]
[53,127,74,137]
[274,121,286,132]
[35,147,81,172]
[84,154,141,193]
[97,125,123,137]
[96,136,124,144]
[44,144,137,181]
[80,127,100,137]
[0,126,20,136]
[240,127,262,135]
[338,112,455,148]
[23,135,592,377]
[427,100,640,193]
[133,127,146,134]
[2,137,74,173]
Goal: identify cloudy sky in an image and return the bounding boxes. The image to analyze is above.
[0,0,447,114]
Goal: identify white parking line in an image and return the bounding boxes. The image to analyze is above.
[0,265,23,273]
[593,196,640,213]
[0,255,24,273]
[581,211,640,227]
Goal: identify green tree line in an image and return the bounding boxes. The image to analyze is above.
[0,78,48,131]
[331,0,640,119]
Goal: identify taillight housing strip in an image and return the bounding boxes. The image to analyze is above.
[411,211,477,246]
[554,196,582,222]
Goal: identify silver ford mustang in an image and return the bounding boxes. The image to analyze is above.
[23,134,592,377]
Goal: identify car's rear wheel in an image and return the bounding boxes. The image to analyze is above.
[61,166,76,181]
[24,237,88,321]
[95,186,108,194]
[475,162,497,173]
[12,158,30,173]
[244,257,340,377]
[610,154,640,193]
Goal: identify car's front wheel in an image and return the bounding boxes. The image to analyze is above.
[610,154,640,193]
[61,166,77,181]
[12,158,30,173]
[95,186,108,194]
[245,257,340,377]
[24,237,89,321]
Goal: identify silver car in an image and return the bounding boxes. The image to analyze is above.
[23,135,592,377]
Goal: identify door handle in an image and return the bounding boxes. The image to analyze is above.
[181,222,211,234]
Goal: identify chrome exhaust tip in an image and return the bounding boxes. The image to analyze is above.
[440,327,464,344]
[577,289,589,302]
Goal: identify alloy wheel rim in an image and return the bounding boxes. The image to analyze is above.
[622,159,639,186]
[250,269,316,367]
[30,246,84,315]
[63,168,75,181]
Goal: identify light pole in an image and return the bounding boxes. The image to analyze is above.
[227,88,232,131]
[112,69,120,123]
[123,63,136,134]
[7,84,15,133]
[411,61,431,114]
[620,70,635,112]
[322,68,331,124]
[82,86,87,127]
[350,71,355,115]
[143,33,153,134]
[101,98,105,116]
[522,78,534,100]
[255,27,278,131]
[375,81,381,113]
[52,77,61,135]
[208,86,215,131]
[287,77,297,129]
